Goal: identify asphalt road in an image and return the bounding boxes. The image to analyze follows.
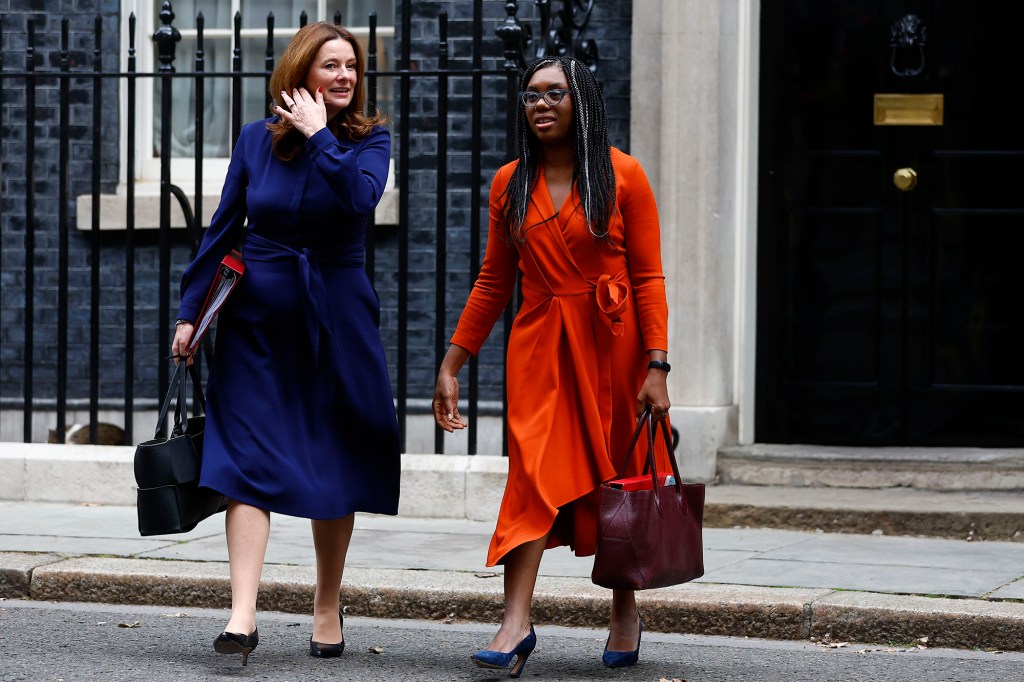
[1,600,1020,681]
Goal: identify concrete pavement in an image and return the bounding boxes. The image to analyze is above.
[2,499,1023,651]
[1,442,1023,651]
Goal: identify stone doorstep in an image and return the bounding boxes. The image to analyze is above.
[718,444,1024,491]
[720,444,1024,466]
[703,485,1024,542]
[704,503,1024,542]
[7,555,1023,652]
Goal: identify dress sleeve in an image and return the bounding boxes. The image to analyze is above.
[177,123,251,322]
[449,165,521,355]
[621,156,669,352]
[306,125,390,216]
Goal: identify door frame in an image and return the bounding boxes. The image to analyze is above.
[737,0,762,445]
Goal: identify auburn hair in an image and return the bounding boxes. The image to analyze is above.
[266,21,387,161]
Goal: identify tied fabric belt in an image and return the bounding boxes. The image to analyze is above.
[522,268,631,453]
[244,232,363,367]
[522,268,630,335]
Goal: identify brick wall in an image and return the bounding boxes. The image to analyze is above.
[0,3,177,413]
[0,0,633,438]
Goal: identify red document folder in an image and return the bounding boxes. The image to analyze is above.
[608,473,675,491]
[186,250,245,353]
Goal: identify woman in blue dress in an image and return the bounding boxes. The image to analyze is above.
[171,21,400,666]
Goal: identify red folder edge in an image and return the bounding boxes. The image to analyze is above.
[608,473,673,491]
[186,249,245,353]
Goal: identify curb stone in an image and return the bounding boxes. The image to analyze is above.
[7,554,1024,652]
[0,552,63,598]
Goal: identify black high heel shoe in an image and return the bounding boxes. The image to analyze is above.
[309,610,345,658]
[602,617,642,668]
[213,627,259,667]
[470,624,536,678]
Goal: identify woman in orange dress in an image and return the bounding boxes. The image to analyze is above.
[433,56,672,676]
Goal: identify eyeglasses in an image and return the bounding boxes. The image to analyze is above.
[520,89,571,107]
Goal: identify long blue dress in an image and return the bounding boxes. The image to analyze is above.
[177,118,400,520]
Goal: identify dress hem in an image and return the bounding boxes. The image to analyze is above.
[485,481,602,567]
[203,482,399,521]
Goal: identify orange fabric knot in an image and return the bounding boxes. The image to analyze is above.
[595,273,630,337]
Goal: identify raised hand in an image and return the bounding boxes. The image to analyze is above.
[275,87,327,138]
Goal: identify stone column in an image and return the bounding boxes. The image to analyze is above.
[631,0,753,479]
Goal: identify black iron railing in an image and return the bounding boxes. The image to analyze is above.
[0,1,534,451]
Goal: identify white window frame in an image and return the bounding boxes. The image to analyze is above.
[79,0,396,230]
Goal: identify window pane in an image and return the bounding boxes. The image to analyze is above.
[157,0,398,30]
[241,37,293,124]
[156,0,234,29]
[365,35,394,121]
[334,1,394,25]
[150,0,396,160]
[243,1,317,29]
[153,36,233,159]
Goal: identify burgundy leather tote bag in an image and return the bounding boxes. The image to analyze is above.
[591,407,705,590]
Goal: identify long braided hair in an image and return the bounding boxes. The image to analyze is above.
[498,57,616,243]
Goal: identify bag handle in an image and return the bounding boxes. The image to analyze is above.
[620,406,688,516]
[657,417,685,496]
[153,362,207,440]
[640,412,684,484]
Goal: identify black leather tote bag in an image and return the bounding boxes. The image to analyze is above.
[134,362,227,536]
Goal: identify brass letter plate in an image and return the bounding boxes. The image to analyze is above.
[873,93,944,126]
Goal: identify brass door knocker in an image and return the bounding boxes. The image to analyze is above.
[890,14,927,78]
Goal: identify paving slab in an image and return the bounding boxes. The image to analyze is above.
[0,534,174,557]
[988,579,1024,601]
[141,527,494,573]
[760,532,1024,571]
[699,557,1021,598]
[0,500,222,542]
[702,527,820,552]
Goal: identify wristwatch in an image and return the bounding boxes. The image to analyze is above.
[647,360,671,373]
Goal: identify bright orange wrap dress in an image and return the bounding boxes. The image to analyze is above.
[451,148,672,567]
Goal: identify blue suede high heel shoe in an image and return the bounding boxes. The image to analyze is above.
[602,618,642,668]
[470,624,537,678]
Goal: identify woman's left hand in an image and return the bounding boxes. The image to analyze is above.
[275,87,327,138]
[637,369,670,420]
[171,322,195,367]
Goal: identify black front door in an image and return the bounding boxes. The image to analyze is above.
[757,1,1024,446]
